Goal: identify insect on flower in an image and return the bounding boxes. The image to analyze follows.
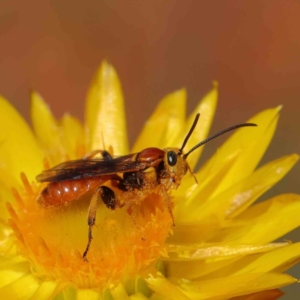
[36,113,257,261]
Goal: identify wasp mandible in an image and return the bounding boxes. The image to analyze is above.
[36,113,257,261]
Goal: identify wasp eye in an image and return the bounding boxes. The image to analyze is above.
[167,151,177,166]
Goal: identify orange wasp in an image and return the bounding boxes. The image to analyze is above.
[36,113,256,261]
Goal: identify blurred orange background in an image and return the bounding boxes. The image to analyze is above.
[0,1,299,297]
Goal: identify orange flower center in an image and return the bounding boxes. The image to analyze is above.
[8,173,173,290]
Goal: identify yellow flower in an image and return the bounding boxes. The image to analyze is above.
[0,61,300,299]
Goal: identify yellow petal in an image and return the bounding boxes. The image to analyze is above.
[0,259,29,288]
[200,106,280,198]
[132,89,186,152]
[0,273,40,300]
[146,273,190,300]
[85,61,128,155]
[165,243,287,279]
[76,288,101,300]
[231,289,284,300]
[147,272,295,300]
[111,284,130,299]
[61,113,84,159]
[178,272,296,299]
[30,280,61,300]
[173,83,218,169]
[31,92,85,163]
[30,91,58,149]
[226,154,299,218]
[0,95,43,187]
[165,242,287,261]
[219,194,300,244]
[192,154,299,221]
[228,242,300,276]
[165,258,238,280]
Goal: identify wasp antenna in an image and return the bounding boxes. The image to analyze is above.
[178,113,200,155]
[183,123,257,159]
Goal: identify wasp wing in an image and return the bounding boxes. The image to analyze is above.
[36,154,145,182]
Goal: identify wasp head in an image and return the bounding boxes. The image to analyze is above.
[159,147,189,189]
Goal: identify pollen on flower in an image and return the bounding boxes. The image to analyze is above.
[7,172,173,290]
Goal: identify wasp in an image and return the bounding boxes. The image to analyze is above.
[36,113,256,261]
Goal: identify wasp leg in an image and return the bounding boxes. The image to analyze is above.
[186,163,198,184]
[159,186,175,227]
[83,149,113,161]
[83,186,117,262]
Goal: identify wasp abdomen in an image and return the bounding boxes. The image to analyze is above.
[37,178,104,207]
